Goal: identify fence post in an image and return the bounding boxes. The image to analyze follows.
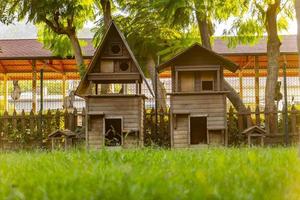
[255,106,261,126]
[3,110,8,137]
[12,110,17,131]
[37,110,43,139]
[29,109,35,136]
[21,110,26,134]
[81,108,86,134]
[246,106,252,128]
[238,110,244,132]
[55,109,61,130]
[291,105,297,135]
[228,106,234,130]
[64,109,69,130]
[159,108,165,144]
[68,108,77,132]
[46,109,52,136]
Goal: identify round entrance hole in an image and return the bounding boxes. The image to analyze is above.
[120,62,129,71]
[111,44,121,54]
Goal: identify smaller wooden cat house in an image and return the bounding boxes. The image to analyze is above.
[158,43,238,148]
[76,21,153,149]
[242,126,266,147]
[48,130,76,150]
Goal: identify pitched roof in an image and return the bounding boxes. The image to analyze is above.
[75,21,154,97]
[158,43,239,72]
[48,130,76,138]
[0,35,298,60]
[242,125,266,135]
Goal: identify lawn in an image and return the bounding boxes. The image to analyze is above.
[0,148,299,200]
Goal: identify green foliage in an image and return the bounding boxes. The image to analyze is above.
[0,0,17,24]
[0,148,299,199]
[37,23,88,58]
[16,0,94,75]
[223,0,295,47]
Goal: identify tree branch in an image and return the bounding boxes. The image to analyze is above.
[42,16,67,34]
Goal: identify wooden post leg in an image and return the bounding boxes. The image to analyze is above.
[239,69,243,99]
[62,74,66,103]
[32,60,37,112]
[3,74,8,111]
[255,56,260,108]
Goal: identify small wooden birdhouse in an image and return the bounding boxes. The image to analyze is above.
[75,21,152,149]
[242,126,266,147]
[158,43,238,148]
[48,130,76,150]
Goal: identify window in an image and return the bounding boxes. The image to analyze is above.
[101,61,114,73]
[202,80,214,91]
[179,71,195,92]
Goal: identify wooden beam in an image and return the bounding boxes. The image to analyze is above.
[38,60,63,74]
[255,56,260,107]
[3,74,8,111]
[59,60,65,72]
[62,74,67,100]
[0,61,7,73]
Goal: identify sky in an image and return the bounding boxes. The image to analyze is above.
[0,20,298,39]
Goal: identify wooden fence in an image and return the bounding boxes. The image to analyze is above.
[0,105,299,150]
[144,108,170,147]
[0,108,85,150]
[227,105,300,145]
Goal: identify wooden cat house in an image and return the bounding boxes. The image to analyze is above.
[158,44,238,148]
[76,21,153,149]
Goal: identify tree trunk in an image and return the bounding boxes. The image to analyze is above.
[195,12,212,49]
[195,15,248,116]
[265,1,281,134]
[101,0,112,29]
[146,55,167,111]
[223,81,247,113]
[68,32,85,78]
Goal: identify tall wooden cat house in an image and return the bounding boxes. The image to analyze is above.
[76,21,153,149]
[158,44,238,148]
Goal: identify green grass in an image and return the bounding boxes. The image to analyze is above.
[0,148,299,200]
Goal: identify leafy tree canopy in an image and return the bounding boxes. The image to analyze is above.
[223,0,294,47]
[16,0,94,57]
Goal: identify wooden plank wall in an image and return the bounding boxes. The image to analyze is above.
[88,116,103,149]
[173,115,189,148]
[87,96,144,148]
[171,94,226,129]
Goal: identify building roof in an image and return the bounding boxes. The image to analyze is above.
[0,35,298,60]
[158,43,239,72]
[0,35,299,80]
[0,38,94,60]
[213,35,298,55]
